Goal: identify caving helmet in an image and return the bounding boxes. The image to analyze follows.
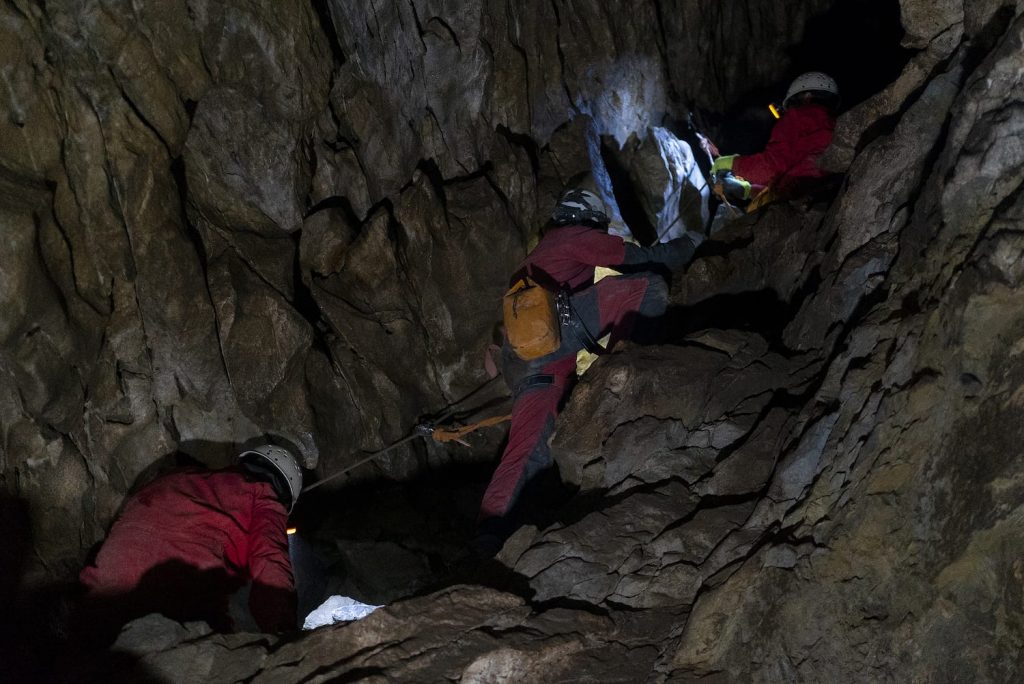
[238,443,303,513]
[783,71,840,108]
[551,188,610,227]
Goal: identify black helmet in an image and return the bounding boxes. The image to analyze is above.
[551,188,610,226]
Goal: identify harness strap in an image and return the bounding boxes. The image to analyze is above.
[559,292,603,354]
[515,374,555,394]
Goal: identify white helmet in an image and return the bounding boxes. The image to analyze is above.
[238,444,303,512]
[551,188,610,226]
[784,72,839,108]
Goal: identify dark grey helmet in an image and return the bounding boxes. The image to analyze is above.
[551,188,610,226]
[238,444,303,512]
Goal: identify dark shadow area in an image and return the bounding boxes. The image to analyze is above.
[311,0,347,66]
[661,290,793,345]
[789,0,913,110]
[293,460,542,604]
[75,562,249,646]
[0,493,52,680]
[57,560,292,683]
[0,494,159,683]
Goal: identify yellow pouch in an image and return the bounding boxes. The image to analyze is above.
[503,278,561,360]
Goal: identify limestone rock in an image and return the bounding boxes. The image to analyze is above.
[610,127,710,243]
[2,2,1023,682]
[185,87,310,237]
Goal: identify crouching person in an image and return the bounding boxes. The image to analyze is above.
[77,443,303,643]
[475,188,702,556]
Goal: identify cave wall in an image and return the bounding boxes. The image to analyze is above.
[5,0,1023,681]
[0,0,841,583]
[62,0,1024,680]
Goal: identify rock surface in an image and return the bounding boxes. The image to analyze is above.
[2,0,1023,681]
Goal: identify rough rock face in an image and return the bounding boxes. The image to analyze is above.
[3,0,1023,681]
[2,0,838,583]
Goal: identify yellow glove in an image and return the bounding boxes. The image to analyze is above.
[711,155,738,174]
[721,173,751,200]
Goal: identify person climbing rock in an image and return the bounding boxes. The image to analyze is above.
[475,189,702,556]
[711,71,840,207]
[77,443,303,642]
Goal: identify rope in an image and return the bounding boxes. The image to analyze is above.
[300,431,425,494]
[302,376,511,494]
[430,413,512,443]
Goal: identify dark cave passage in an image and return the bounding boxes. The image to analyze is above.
[290,459,574,611]
[789,0,914,109]
[711,0,914,155]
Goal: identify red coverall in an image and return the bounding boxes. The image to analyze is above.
[80,468,296,634]
[732,102,836,198]
[479,225,693,525]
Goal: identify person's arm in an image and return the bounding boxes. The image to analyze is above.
[247,493,297,632]
[620,232,703,273]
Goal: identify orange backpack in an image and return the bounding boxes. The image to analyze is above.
[503,277,561,360]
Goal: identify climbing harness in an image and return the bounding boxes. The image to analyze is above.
[301,376,512,494]
[559,291,603,354]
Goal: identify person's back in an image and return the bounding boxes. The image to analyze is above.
[517,223,629,292]
[79,444,302,640]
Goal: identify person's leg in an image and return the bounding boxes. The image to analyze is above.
[586,272,668,348]
[478,379,566,523]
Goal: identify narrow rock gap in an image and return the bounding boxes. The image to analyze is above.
[309,0,346,66]
[291,461,501,605]
[405,0,428,48]
[496,124,540,178]
[663,289,792,347]
[109,69,171,153]
[712,0,913,154]
[600,136,659,245]
[426,16,461,51]
[168,157,208,281]
[548,0,576,111]
[304,194,362,227]
[289,231,332,355]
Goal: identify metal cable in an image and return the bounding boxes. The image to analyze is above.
[301,375,508,494]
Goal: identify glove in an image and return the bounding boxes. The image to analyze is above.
[711,154,738,174]
[720,173,751,201]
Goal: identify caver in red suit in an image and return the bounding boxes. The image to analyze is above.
[476,189,702,553]
[731,101,836,198]
[79,445,302,638]
[712,71,840,202]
